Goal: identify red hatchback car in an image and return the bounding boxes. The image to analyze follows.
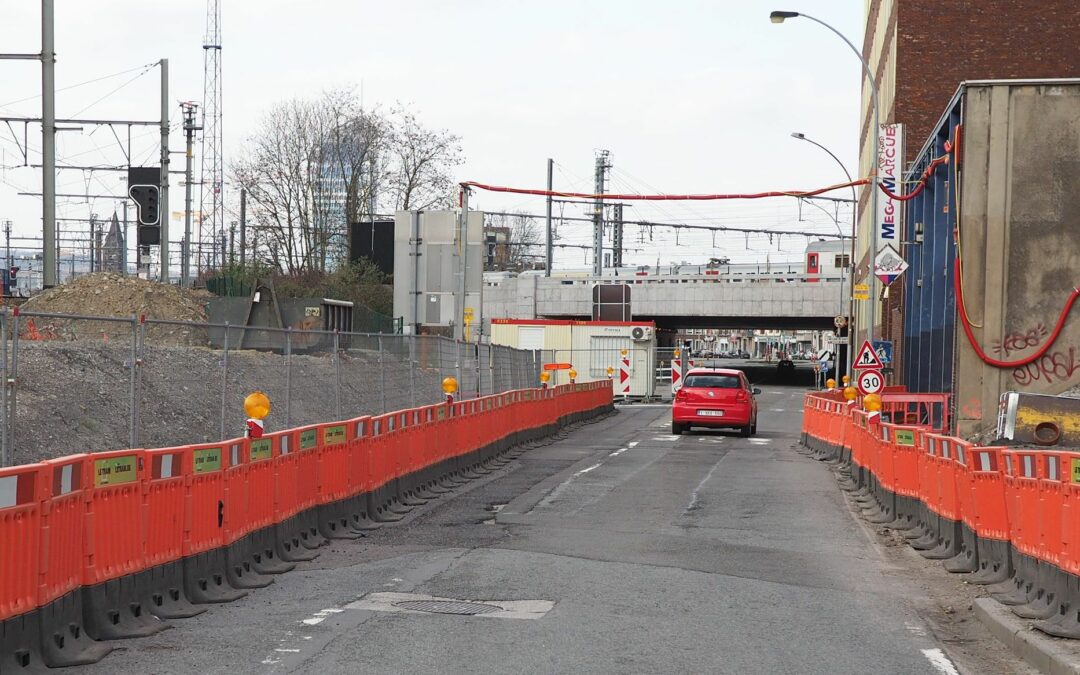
[672,368,760,436]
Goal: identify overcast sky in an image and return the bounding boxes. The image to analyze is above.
[0,0,862,272]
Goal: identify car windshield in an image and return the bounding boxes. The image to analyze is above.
[683,374,740,389]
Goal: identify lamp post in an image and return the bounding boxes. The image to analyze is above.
[771,10,881,347]
[791,131,858,380]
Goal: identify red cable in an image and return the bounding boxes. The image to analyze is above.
[954,257,1080,368]
[460,179,869,201]
[877,156,949,202]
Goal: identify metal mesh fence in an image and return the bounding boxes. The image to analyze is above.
[0,309,543,467]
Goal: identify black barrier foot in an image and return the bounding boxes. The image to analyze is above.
[903,525,929,541]
[298,527,330,550]
[142,561,207,619]
[184,550,249,604]
[994,580,1036,606]
[867,509,895,525]
[372,504,405,522]
[320,517,364,540]
[279,536,320,562]
[83,577,171,641]
[227,559,276,589]
[1012,593,1058,620]
[1035,612,1080,639]
[943,549,978,574]
[38,592,115,668]
[910,535,941,551]
[250,547,297,575]
[399,493,429,507]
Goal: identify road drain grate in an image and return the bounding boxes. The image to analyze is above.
[393,600,501,615]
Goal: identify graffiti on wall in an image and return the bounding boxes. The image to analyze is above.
[993,323,1048,357]
[1012,346,1080,386]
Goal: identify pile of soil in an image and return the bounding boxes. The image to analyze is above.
[19,273,212,345]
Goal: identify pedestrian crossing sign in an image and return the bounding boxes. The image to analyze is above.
[854,340,885,369]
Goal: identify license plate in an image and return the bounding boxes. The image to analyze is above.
[697,410,724,417]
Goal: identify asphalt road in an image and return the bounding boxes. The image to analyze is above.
[81,385,1030,674]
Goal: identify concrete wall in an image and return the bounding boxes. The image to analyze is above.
[955,82,1080,437]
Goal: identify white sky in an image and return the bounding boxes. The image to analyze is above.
[0,0,863,273]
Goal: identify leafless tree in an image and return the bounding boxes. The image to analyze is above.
[486,211,544,271]
[384,105,464,211]
[233,93,462,273]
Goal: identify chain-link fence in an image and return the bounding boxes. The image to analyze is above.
[0,309,544,467]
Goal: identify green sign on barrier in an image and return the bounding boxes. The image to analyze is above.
[323,424,347,445]
[299,429,318,450]
[1072,459,1080,484]
[193,448,222,473]
[250,439,273,461]
[94,455,138,487]
[894,429,916,446]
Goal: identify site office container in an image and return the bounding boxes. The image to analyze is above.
[901,79,1080,437]
[490,319,656,397]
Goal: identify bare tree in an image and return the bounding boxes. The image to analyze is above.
[232,89,385,273]
[385,105,464,211]
[485,211,543,271]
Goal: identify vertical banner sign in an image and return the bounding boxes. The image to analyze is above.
[876,123,904,255]
[671,352,682,394]
[620,350,631,395]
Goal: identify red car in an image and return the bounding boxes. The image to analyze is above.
[672,368,760,436]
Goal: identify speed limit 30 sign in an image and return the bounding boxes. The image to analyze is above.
[857,369,885,396]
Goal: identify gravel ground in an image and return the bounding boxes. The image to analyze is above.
[7,341,450,464]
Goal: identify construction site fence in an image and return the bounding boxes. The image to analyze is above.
[802,391,1080,640]
[0,308,549,468]
[0,378,614,669]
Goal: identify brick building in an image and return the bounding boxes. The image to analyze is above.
[856,0,1080,382]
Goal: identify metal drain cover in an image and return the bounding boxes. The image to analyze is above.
[393,600,501,616]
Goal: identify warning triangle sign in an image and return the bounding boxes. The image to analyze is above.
[853,340,885,369]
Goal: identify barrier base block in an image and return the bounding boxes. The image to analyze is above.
[1,608,46,673]
[141,561,207,619]
[969,538,1011,585]
[183,549,248,604]
[38,590,114,668]
[82,575,170,640]
[226,536,276,589]
[249,527,297,574]
[276,518,320,562]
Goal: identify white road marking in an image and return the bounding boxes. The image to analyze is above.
[275,649,301,653]
[749,438,770,445]
[608,448,628,457]
[628,441,639,448]
[920,648,960,675]
[301,608,344,626]
[575,463,602,476]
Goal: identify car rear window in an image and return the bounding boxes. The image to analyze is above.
[684,374,741,389]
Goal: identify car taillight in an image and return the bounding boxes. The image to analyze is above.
[675,388,687,401]
[736,390,748,403]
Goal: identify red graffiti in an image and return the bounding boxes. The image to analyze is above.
[993,323,1048,357]
[1012,346,1080,386]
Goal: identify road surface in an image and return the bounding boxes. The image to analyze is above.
[83,385,1029,674]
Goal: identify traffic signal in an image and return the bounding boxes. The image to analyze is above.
[127,166,161,227]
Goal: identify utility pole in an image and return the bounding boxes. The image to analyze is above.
[88,215,96,273]
[181,102,200,287]
[612,203,624,269]
[121,202,129,275]
[42,0,56,287]
[239,187,246,267]
[1,1,56,286]
[545,158,553,276]
[200,0,224,274]
[159,59,170,282]
[457,188,471,342]
[592,150,611,277]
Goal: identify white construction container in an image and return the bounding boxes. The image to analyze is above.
[490,319,656,397]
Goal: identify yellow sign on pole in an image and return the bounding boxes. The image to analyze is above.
[853,283,870,301]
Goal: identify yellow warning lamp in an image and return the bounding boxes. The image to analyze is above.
[842,386,858,401]
[244,391,271,420]
[673,348,681,359]
[606,366,614,378]
[842,375,850,386]
[442,376,458,404]
[621,349,628,357]
[568,368,577,384]
[540,371,551,388]
[863,392,883,412]
[825,378,836,390]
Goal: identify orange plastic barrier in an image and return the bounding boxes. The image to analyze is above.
[143,447,188,568]
[0,380,614,664]
[0,463,43,621]
[83,449,147,586]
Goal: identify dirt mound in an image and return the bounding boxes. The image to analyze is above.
[20,273,212,345]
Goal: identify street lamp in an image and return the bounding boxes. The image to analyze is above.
[771,10,881,348]
[791,131,858,380]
